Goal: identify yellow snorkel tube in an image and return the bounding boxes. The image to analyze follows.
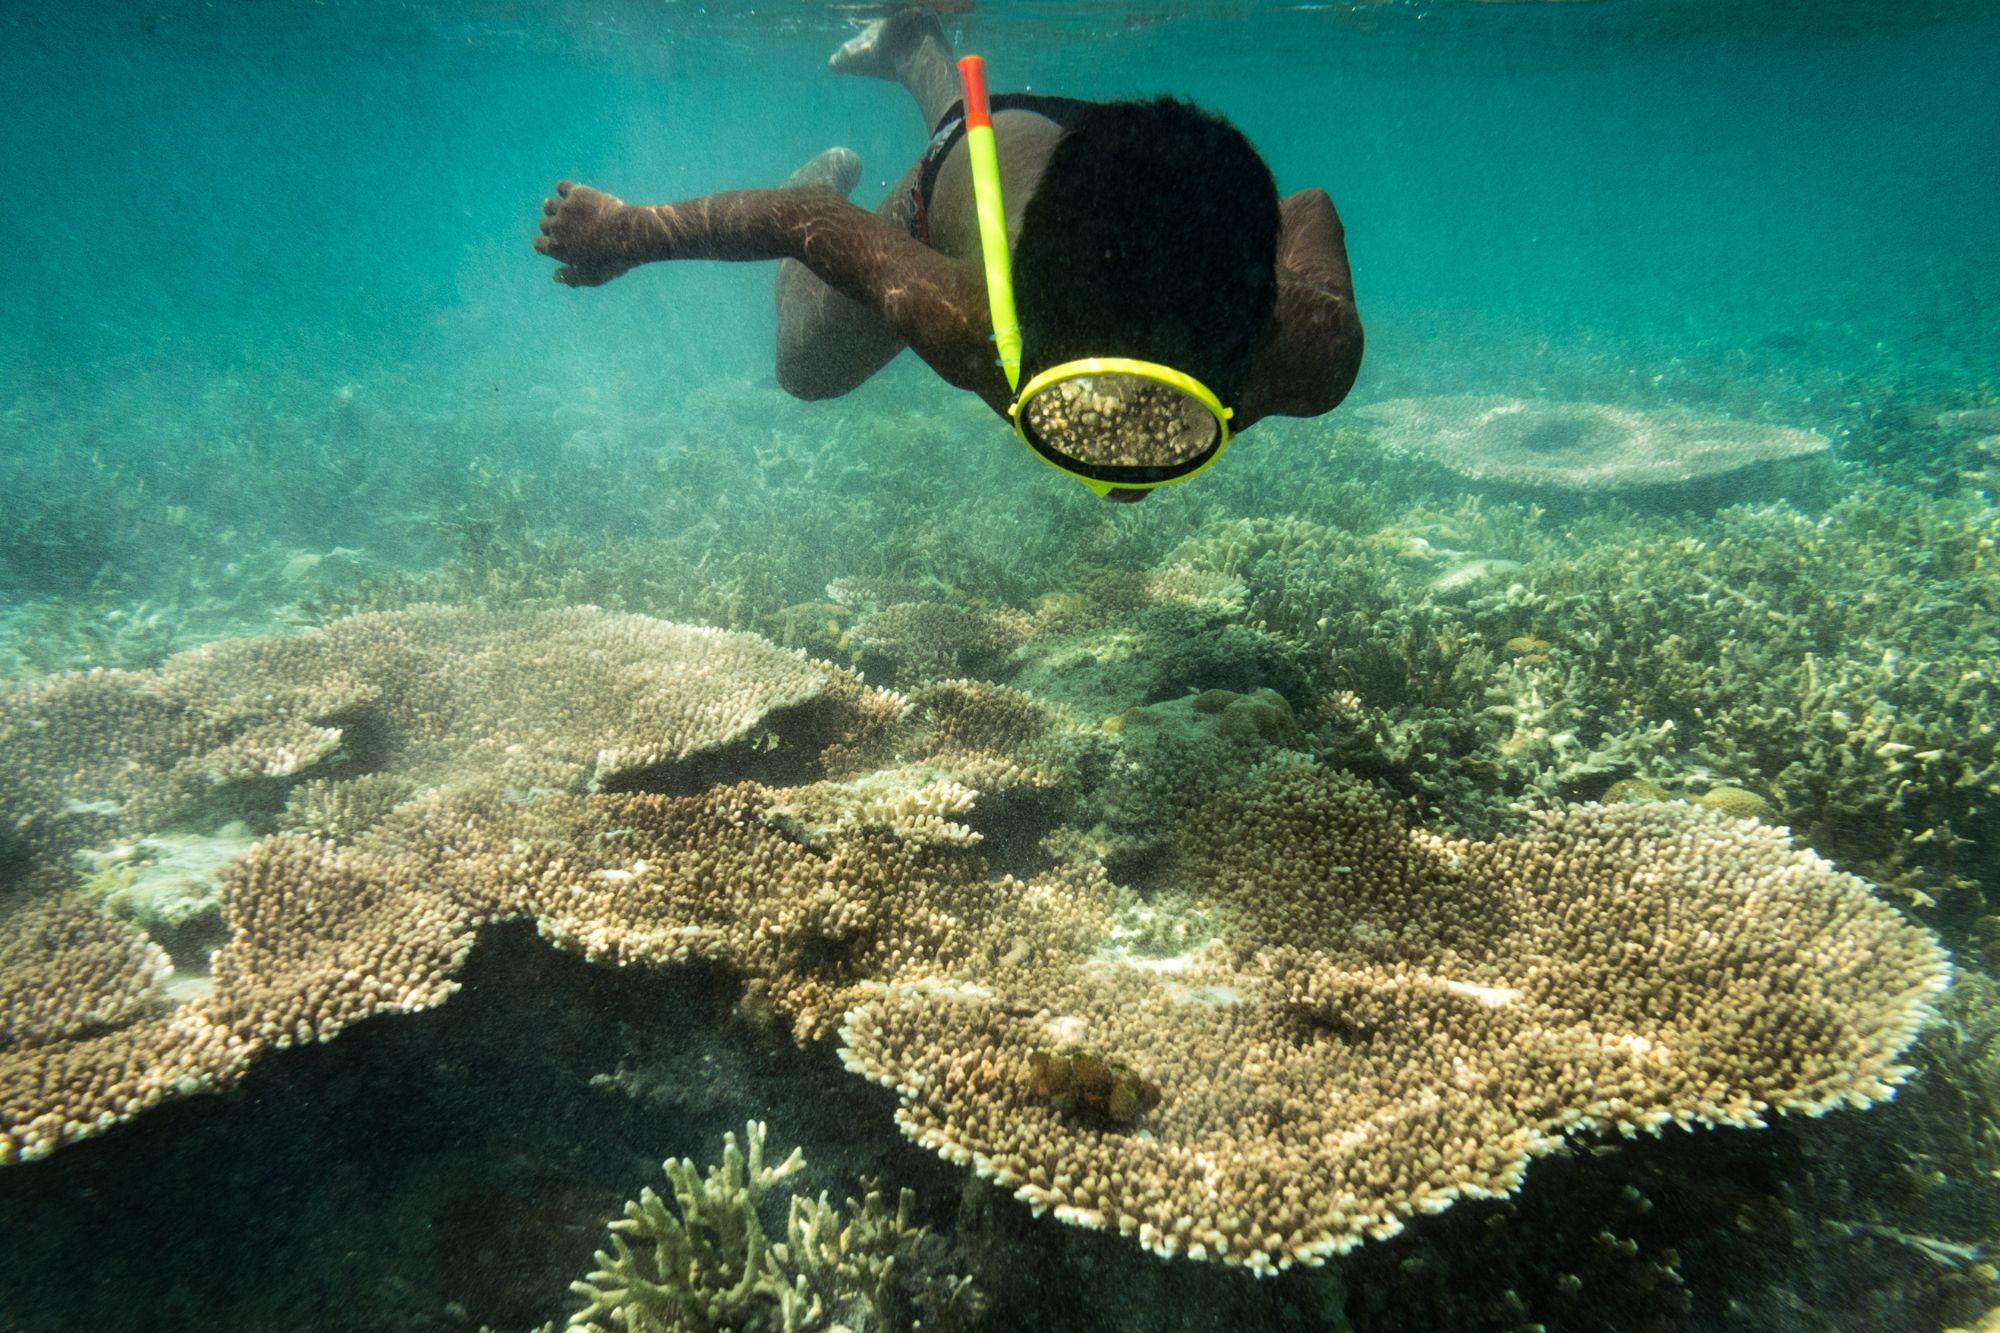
[957,56,1022,394]
[957,55,1233,498]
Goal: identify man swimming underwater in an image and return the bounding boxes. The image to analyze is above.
[535,7,1363,502]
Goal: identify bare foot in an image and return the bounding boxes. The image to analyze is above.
[533,180,641,287]
[785,146,863,197]
[828,7,947,80]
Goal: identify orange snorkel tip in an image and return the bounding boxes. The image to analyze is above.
[958,54,992,128]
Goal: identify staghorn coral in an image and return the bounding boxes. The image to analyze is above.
[1023,567,1247,639]
[834,564,1274,721]
[568,1119,981,1333]
[568,1112,980,1320]
[1142,483,2000,920]
[839,764,1947,1273]
[1453,487,2000,913]
[568,1118,804,1332]
[1158,511,1526,823]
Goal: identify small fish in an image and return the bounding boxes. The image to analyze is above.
[1938,408,2000,433]
[1431,558,1522,593]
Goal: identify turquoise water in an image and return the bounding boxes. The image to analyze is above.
[8,3,1994,437]
[4,3,2000,1330]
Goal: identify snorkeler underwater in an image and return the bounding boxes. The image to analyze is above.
[535,7,1363,502]
[3,3,2000,1331]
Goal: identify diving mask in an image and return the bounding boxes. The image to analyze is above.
[958,56,1234,497]
[1011,356,1232,492]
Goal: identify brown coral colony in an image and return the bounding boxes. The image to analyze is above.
[0,606,1952,1280]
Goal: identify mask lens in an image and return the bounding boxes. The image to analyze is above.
[1019,374,1221,472]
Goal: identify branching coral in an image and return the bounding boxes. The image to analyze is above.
[568,1120,981,1333]
[1455,487,2000,913]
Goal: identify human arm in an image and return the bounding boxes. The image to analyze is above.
[1235,188,1364,428]
[534,181,1005,402]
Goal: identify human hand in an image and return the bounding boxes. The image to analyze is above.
[534,181,641,287]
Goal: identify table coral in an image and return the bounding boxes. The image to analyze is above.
[0,606,831,878]
[0,610,1954,1287]
[1355,396,1828,493]
[0,608,887,1161]
[839,765,1947,1273]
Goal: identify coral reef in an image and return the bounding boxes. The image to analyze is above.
[1,611,1945,1291]
[1106,485,2000,935]
[1078,687,1310,876]
[1450,487,2000,918]
[72,824,258,984]
[0,609,902,1161]
[1,899,172,1051]
[0,605,832,880]
[849,601,1031,688]
[1025,1048,1162,1127]
[276,773,419,842]
[17,367,2000,1323]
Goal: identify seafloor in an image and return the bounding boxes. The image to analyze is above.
[5,322,2000,1333]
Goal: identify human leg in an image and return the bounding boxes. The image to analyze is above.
[772,151,909,401]
[771,10,961,401]
[784,145,862,195]
[829,7,959,131]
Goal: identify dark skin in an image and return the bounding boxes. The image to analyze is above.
[535,19,1362,497]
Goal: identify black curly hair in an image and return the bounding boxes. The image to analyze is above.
[1011,97,1281,408]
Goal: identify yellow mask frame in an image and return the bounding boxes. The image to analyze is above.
[1009,357,1234,495]
[957,55,1235,497]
